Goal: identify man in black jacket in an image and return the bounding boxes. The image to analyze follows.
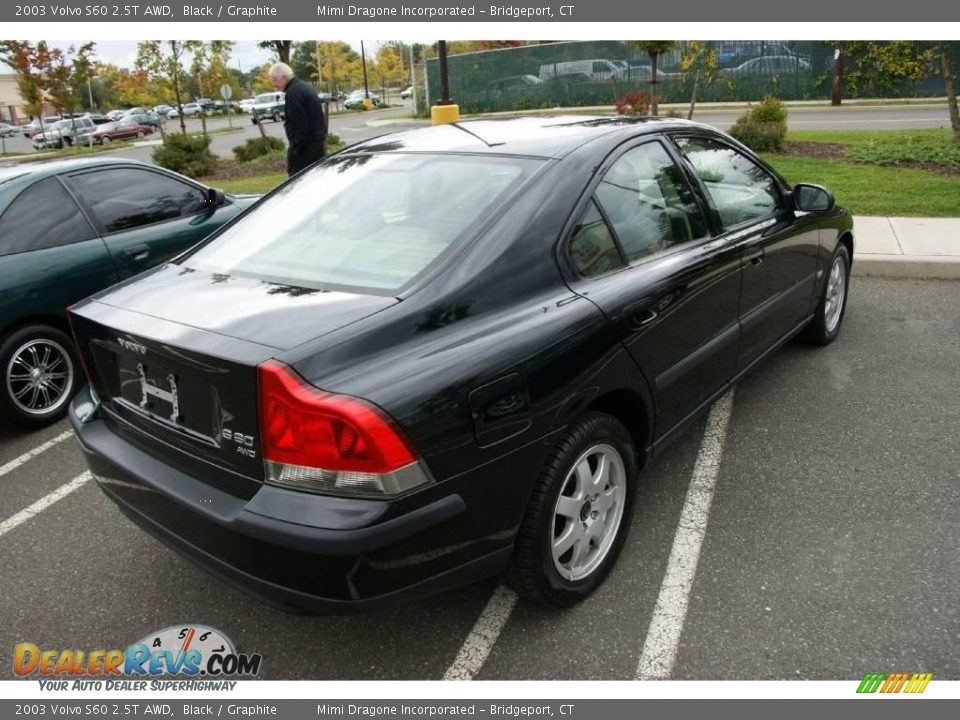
[269,63,327,176]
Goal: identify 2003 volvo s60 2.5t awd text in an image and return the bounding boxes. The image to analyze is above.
[69,117,853,611]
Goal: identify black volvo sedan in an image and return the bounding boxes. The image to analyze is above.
[68,116,853,611]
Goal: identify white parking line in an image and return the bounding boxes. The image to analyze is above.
[636,390,736,680]
[442,584,518,681]
[0,471,91,539]
[0,430,73,480]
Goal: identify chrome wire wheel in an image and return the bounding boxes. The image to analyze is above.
[6,338,74,416]
[551,443,627,582]
[824,254,847,334]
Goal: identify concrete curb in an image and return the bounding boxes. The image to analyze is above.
[853,255,960,280]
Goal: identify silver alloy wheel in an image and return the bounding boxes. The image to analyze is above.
[6,339,74,416]
[551,443,627,582]
[824,254,847,333]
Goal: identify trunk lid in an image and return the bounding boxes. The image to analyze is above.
[71,268,397,491]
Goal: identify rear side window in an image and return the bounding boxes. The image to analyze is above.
[0,178,97,256]
[185,153,541,293]
[67,168,208,234]
[568,200,623,278]
[594,141,707,263]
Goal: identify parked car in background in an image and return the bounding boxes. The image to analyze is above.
[32,117,96,149]
[538,58,627,83]
[195,98,217,111]
[250,92,286,124]
[168,103,202,118]
[400,85,414,99]
[126,111,162,128]
[0,157,260,429]
[153,104,174,117]
[488,75,544,93]
[105,110,126,121]
[85,114,113,126]
[0,123,16,138]
[344,90,381,109]
[723,55,812,76]
[237,97,257,113]
[88,117,154,144]
[66,116,852,611]
[21,117,62,138]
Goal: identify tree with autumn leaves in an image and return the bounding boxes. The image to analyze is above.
[0,41,95,131]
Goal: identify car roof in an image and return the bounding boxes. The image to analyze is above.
[347,115,712,159]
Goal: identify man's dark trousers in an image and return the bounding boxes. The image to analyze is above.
[287,138,325,176]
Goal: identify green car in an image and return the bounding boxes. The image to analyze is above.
[0,157,259,430]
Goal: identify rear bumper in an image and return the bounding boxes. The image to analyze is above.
[69,387,511,613]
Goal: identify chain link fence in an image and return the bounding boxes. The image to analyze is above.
[422,41,959,115]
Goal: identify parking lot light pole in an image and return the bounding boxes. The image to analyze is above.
[361,41,373,111]
[432,40,460,125]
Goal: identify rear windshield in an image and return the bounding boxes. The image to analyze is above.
[185,152,541,294]
[254,94,277,103]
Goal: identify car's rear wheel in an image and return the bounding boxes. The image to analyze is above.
[506,412,637,606]
[136,130,144,138]
[101,135,111,144]
[272,111,281,122]
[801,243,850,345]
[0,325,79,430]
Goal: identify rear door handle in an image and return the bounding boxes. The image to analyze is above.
[122,243,150,261]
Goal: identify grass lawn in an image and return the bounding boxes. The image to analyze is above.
[215,173,287,194]
[786,128,960,168]
[762,153,960,217]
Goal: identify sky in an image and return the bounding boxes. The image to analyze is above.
[1,39,428,74]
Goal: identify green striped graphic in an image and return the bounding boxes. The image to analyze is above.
[857,673,886,693]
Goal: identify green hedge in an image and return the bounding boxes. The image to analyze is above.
[152,133,216,177]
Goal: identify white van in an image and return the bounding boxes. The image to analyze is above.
[538,59,627,83]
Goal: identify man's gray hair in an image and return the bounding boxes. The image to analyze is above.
[269,62,294,80]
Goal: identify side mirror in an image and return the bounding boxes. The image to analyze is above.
[794,183,834,212]
[206,187,226,207]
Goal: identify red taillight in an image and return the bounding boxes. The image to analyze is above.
[257,360,416,474]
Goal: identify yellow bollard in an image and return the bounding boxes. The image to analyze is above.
[431,103,460,125]
[362,98,374,111]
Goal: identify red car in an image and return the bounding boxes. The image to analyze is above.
[89,117,154,144]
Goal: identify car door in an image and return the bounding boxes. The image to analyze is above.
[64,166,225,280]
[671,133,820,373]
[563,137,742,440]
[0,176,116,322]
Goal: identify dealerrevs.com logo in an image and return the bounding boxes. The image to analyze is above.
[856,672,933,694]
[14,625,262,691]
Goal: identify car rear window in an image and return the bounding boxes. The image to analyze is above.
[184,152,541,294]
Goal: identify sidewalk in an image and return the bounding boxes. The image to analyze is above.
[852,217,960,280]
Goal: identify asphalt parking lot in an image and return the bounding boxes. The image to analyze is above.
[1,277,957,681]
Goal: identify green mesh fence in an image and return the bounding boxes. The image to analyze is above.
[422,41,958,115]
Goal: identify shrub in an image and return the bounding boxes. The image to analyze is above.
[326,132,342,148]
[729,96,788,152]
[615,90,649,116]
[152,133,216,177]
[751,95,788,124]
[233,136,285,162]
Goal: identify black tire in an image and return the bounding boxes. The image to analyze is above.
[505,412,638,606]
[800,243,851,345]
[272,111,281,123]
[0,324,80,430]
